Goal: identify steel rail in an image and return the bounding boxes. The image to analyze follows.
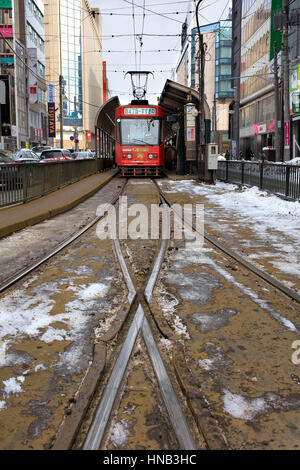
[155,181,300,304]
[84,187,196,450]
[0,179,127,295]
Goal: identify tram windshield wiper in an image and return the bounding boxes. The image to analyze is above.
[130,139,150,145]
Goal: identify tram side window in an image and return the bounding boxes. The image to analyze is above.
[116,119,121,144]
[160,119,164,144]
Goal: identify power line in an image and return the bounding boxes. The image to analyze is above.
[122,0,183,23]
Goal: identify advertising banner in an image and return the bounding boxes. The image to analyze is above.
[270,0,282,61]
[0,0,12,7]
[47,84,55,104]
[290,64,300,114]
[0,25,13,38]
[48,103,56,138]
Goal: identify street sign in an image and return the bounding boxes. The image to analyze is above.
[75,139,79,144]
[70,136,74,141]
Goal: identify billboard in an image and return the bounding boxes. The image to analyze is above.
[290,64,300,114]
[47,84,56,138]
[270,0,282,61]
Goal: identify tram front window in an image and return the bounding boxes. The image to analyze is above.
[120,118,160,146]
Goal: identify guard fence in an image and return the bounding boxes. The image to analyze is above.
[217,161,300,201]
[0,159,112,208]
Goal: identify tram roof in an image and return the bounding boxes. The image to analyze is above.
[95,95,120,137]
[158,79,210,118]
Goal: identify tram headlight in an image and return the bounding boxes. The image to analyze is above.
[127,154,132,160]
[148,154,153,160]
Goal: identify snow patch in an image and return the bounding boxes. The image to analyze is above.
[3,376,24,396]
[110,419,130,449]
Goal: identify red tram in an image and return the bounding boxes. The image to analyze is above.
[115,103,165,177]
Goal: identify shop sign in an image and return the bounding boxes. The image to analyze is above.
[0,25,13,38]
[0,0,12,7]
[290,64,300,114]
[284,121,290,149]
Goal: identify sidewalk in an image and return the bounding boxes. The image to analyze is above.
[0,169,118,239]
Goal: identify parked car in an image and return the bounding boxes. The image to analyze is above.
[39,149,73,162]
[0,152,21,190]
[31,146,54,157]
[9,149,41,163]
[73,151,95,160]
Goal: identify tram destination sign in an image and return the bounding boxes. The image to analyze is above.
[124,107,156,116]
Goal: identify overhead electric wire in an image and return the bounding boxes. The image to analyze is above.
[122,0,183,23]
[139,0,146,70]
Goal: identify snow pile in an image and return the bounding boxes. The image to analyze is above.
[273,157,300,166]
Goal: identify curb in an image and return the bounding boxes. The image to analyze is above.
[0,170,118,239]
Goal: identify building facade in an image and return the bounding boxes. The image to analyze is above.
[239,0,275,158]
[0,1,25,149]
[25,0,47,146]
[289,0,300,158]
[176,19,234,153]
[44,0,103,150]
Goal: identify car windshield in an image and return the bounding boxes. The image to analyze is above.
[120,118,160,146]
[0,153,14,163]
[40,151,62,159]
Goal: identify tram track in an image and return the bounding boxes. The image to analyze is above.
[154,180,300,305]
[1,175,299,450]
[0,177,126,295]
[52,179,199,450]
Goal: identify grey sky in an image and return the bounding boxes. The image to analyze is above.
[89,0,232,104]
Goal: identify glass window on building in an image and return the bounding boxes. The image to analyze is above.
[60,0,83,127]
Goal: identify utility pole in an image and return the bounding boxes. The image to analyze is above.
[196,0,205,147]
[74,96,79,152]
[59,75,65,148]
[282,0,290,161]
[273,42,281,162]
[212,93,217,142]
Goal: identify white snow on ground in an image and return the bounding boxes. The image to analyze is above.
[157,285,190,340]
[0,278,111,369]
[0,400,5,410]
[2,376,24,396]
[34,364,46,372]
[160,180,300,279]
[273,157,300,165]
[110,419,130,449]
[162,180,300,240]
[223,389,268,420]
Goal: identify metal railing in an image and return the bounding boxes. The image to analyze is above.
[0,159,99,208]
[217,161,300,201]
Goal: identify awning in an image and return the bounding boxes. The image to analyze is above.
[159,79,211,119]
[95,95,120,136]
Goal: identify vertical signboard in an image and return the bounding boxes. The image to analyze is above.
[47,84,56,138]
[284,121,290,149]
[270,0,282,61]
[103,61,107,103]
[290,64,300,114]
[184,103,197,161]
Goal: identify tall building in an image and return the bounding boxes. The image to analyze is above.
[0,1,28,149]
[230,0,242,158]
[289,0,300,158]
[239,0,274,157]
[176,18,234,153]
[24,0,47,146]
[44,0,103,150]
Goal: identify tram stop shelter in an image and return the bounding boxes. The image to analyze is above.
[94,80,210,174]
